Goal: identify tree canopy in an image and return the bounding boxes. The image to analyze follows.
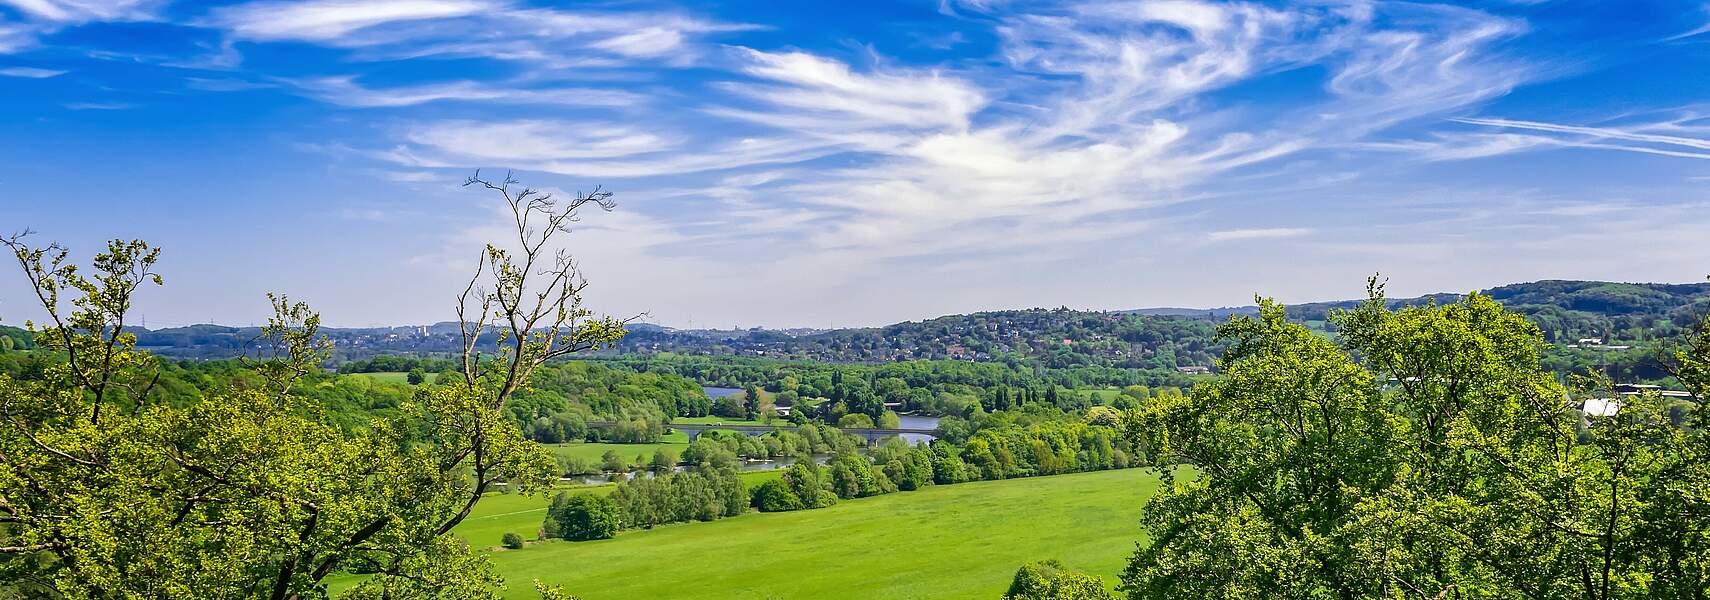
[1124,280,1710,599]
[0,174,625,598]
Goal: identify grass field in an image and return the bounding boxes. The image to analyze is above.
[330,468,1164,597]
[548,437,690,464]
[484,468,1164,599]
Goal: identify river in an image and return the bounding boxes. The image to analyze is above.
[702,386,743,398]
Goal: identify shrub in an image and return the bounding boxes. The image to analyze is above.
[837,413,875,429]
[750,478,803,512]
[543,493,621,541]
[501,532,525,550]
[1004,560,1111,600]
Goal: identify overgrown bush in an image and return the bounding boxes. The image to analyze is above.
[542,493,622,541]
[501,532,525,550]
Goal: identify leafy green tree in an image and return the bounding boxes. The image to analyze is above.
[406,367,427,385]
[0,173,626,598]
[542,493,621,541]
[1005,560,1113,600]
[838,413,876,429]
[877,410,902,429]
[649,448,678,472]
[711,394,746,418]
[600,449,626,473]
[1125,281,1710,599]
[500,533,525,550]
[750,478,803,512]
[743,384,761,419]
[782,461,837,509]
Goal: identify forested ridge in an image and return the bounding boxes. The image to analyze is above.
[93,280,1710,386]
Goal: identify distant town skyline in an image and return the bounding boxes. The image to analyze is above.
[3,0,1709,329]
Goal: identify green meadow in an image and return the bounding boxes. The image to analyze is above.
[546,435,691,464]
[464,467,1165,599]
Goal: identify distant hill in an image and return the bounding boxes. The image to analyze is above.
[41,280,1708,379]
[1284,280,1710,343]
[1118,307,1261,318]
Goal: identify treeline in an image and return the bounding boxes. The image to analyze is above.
[594,354,1197,424]
[598,353,1207,392]
[751,416,1140,514]
[0,325,33,352]
[614,308,1226,371]
[338,355,457,373]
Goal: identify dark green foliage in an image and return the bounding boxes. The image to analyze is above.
[341,355,456,373]
[501,532,525,549]
[0,325,32,352]
[1124,287,1710,599]
[680,425,862,463]
[542,493,621,541]
[509,361,709,443]
[749,479,803,512]
[827,453,896,499]
[600,450,627,473]
[618,308,1225,373]
[607,467,747,530]
[606,353,1204,412]
[749,410,1136,517]
[406,368,427,385]
[742,385,760,419]
[874,440,934,491]
[1005,560,1114,600]
[781,461,838,509]
[649,448,678,472]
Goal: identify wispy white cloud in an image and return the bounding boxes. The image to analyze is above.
[1,0,158,23]
[0,0,160,52]
[206,0,751,67]
[384,0,1546,284]
[588,27,685,58]
[287,76,641,108]
[1206,227,1312,242]
[389,119,845,178]
[0,65,63,77]
[1454,116,1710,160]
[183,77,273,92]
[1665,3,1710,41]
[1357,132,1559,161]
[209,0,495,41]
[63,101,130,110]
[0,22,33,53]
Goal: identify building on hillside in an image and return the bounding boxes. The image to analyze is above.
[1581,397,1622,418]
[1177,366,1211,375]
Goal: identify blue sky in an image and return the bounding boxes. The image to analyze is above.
[1,0,1708,329]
